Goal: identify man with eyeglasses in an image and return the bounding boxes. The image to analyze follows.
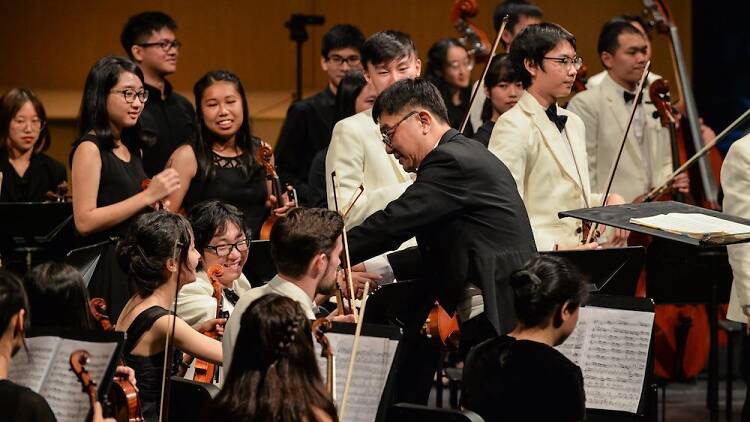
[489,23,628,251]
[346,77,536,404]
[568,19,689,203]
[275,24,365,206]
[120,11,196,177]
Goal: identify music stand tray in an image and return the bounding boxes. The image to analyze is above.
[543,246,645,296]
[0,202,74,268]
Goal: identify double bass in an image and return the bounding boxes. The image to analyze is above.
[450,0,492,64]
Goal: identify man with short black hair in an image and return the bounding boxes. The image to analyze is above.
[347,77,537,403]
[275,24,365,205]
[121,11,196,176]
[568,20,689,202]
[222,207,349,372]
[489,23,628,251]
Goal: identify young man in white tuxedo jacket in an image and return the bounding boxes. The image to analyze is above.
[567,20,689,203]
[489,23,628,251]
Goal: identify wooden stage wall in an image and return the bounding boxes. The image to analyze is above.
[0,0,691,171]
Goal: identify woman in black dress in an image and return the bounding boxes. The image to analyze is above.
[166,70,292,237]
[425,38,475,137]
[0,88,66,202]
[70,56,180,320]
[463,255,589,422]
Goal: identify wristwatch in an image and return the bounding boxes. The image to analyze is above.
[742,304,750,316]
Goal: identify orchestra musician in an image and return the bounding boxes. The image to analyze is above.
[346,78,537,403]
[0,269,116,422]
[425,38,476,136]
[223,207,354,374]
[275,24,365,206]
[463,255,588,422]
[120,11,196,177]
[0,88,66,203]
[567,20,689,203]
[115,211,223,421]
[70,56,181,321]
[473,53,523,147]
[166,70,293,237]
[207,294,337,422]
[488,23,628,251]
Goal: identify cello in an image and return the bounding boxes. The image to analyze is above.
[192,264,225,384]
[87,298,145,422]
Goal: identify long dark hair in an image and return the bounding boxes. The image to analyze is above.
[25,262,95,330]
[209,294,337,422]
[74,56,144,156]
[334,70,368,122]
[116,211,193,298]
[0,269,29,336]
[0,88,51,153]
[191,70,260,181]
[425,38,472,106]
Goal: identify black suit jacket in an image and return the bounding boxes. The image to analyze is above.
[347,129,537,334]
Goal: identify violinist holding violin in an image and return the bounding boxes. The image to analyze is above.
[567,20,689,203]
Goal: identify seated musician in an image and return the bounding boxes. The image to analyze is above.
[207,294,336,422]
[223,207,352,373]
[25,261,98,330]
[177,200,253,327]
[567,20,688,203]
[115,211,223,421]
[0,88,67,202]
[425,38,476,136]
[473,53,523,147]
[488,23,628,251]
[0,268,115,422]
[463,255,588,422]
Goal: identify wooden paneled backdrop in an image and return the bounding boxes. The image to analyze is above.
[0,0,691,169]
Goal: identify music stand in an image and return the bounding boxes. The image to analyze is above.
[560,200,750,422]
[0,202,74,270]
[363,280,434,328]
[543,246,645,296]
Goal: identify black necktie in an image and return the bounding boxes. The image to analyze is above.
[223,288,240,306]
[623,91,642,104]
[545,104,567,132]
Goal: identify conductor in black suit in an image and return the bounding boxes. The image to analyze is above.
[346,78,537,404]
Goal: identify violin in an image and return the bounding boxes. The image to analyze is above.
[450,0,492,64]
[192,264,225,384]
[89,298,145,422]
[46,181,71,202]
[70,349,100,417]
[423,302,460,349]
[330,171,357,317]
[256,144,295,240]
[140,179,165,211]
[312,318,335,400]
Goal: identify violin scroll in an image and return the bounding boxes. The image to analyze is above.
[70,350,98,409]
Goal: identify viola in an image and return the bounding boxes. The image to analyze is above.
[450,0,491,64]
[140,179,166,211]
[312,318,335,400]
[192,264,225,384]
[423,302,460,349]
[256,144,295,240]
[87,298,145,422]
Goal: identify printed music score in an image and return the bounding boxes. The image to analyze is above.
[8,336,118,422]
[556,306,654,414]
[315,332,398,422]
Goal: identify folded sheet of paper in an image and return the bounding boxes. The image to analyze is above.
[630,213,750,243]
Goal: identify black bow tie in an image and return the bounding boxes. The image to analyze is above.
[623,91,642,104]
[223,288,240,306]
[545,104,567,132]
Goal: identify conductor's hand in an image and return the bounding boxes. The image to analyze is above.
[145,169,180,204]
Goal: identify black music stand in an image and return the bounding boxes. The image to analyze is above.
[560,201,750,422]
[363,280,433,328]
[543,246,645,296]
[0,202,74,271]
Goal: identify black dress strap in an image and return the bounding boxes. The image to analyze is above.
[124,305,170,354]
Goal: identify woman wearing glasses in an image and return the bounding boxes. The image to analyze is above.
[425,38,475,137]
[0,88,66,202]
[70,55,180,320]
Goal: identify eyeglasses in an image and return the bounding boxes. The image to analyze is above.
[380,110,418,147]
[137,39,182,52]
[205,239,250,257]
[446,58,475,71]
[327,54,361,66]
[11,118,44,130]
[111,89,149,104]
[543,56,583,70]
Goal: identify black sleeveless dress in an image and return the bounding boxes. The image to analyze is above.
[182,141,269,238]
[122,306,172,422]
[72,134,148,320]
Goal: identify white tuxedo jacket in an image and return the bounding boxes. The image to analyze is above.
[568,73,673,202]
[489,92,602,251]
[722,134,750,323]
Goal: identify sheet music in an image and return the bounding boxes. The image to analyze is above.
[631,213,750,240]
[556,306,654,413]
[316,333,399,422]
[8,336,118,422]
